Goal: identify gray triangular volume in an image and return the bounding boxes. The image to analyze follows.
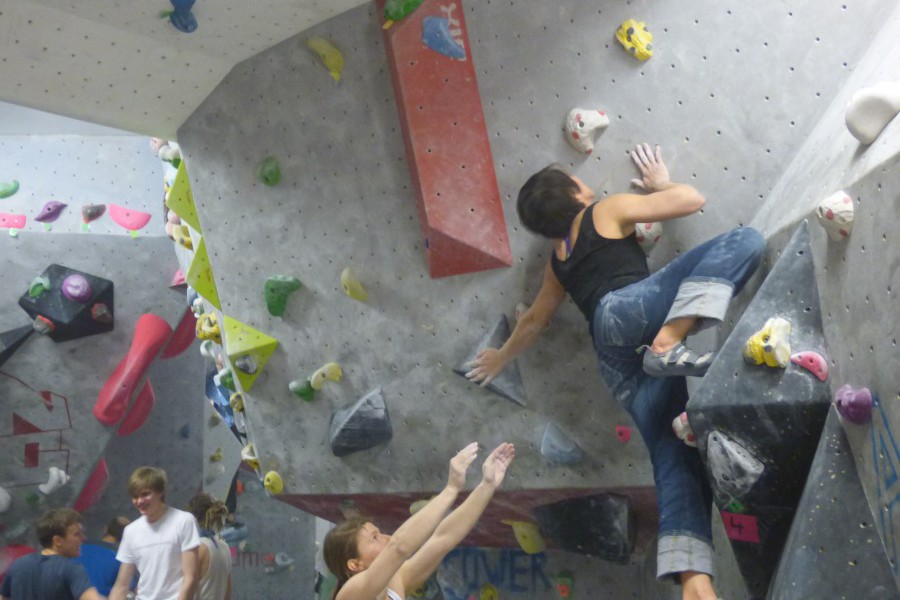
[687,221,833,598]
[452,315,526,406]
[329,388,393,457]
[0,324,34,368]
[767,407,896,599]
[540,422,583,464]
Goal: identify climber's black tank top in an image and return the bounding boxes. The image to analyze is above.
[551,202,649,323]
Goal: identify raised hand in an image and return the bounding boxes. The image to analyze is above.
[481,443,515,489]
[447,442,479,491]
[465,348,507,386]
[629,143,671,192]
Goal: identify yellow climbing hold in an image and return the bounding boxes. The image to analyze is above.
[502,519,546,554]
[409,497,432,515]
[196,312,221,344]
[479,583,499,600]
[307,37,344,83]
[340,267,368,302]
[186,237,221,310]
[264,471,284,495]
[615,19,653,61]
[743,317,792,368]
[209,447,223,463]
[229,392,245,412]
[310,362,342,390]
[165,161,201,232]
[172,224,193,250]
[241,443,259,469]
[222,316,279,392]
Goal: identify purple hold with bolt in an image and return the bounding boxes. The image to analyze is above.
[834,384,873,425]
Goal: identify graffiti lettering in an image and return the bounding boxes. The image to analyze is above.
[441,547,550,598]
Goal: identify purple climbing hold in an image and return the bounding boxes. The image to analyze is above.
[790,351,829,381]
[834,384,873,425]
[62,274,93,303]
[34,201,68,223]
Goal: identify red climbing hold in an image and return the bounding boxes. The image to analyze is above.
[93,314,171,426]
[160,307,197,359]
[72,457,109,513]
[790,351,828,381]
[615,425,632,443]
[116,380,155,436]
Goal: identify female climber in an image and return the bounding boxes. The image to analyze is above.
[323,441,515,600]
[466,144,765,600]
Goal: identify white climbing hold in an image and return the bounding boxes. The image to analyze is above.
[38,467,70,495]
[564,108,609,154]
[845,81,900,145]
[634,221,663,253]
[815,190,854,241]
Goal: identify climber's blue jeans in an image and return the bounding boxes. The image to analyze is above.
[591,226,765,579]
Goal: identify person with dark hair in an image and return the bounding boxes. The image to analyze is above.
[186,492,232,600]
[109,467,201,600]
[0,508,104,600]
[467,144,765,600]
[74,516,131,597]
[323,442,515,600]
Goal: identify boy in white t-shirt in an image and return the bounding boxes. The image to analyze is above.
[109,467,201,600]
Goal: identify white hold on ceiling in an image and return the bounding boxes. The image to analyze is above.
[0,0,368,139]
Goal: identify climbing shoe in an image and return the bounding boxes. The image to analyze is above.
[642,342,714,377]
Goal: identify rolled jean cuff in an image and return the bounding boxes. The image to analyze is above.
[664,278,735,334]
[656,534,714,580]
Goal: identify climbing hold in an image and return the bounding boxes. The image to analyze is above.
[0,486,10,513]
[264,471,284,495]
[706,430,765,505]
[256,156,282,187]
[383,0,424,23]
[209,412,222,427]
[91,303,113,324]
[310,362,342,390]
[81,204,106,223]
[479,583,498,600]
[264,275,302,317]
[0,213,26,229]
[725,499,746,513]
[845,80,900,145]
[169,0,198,33]
[790,351,828,381]
[196,312,221,344]
[409,497,432,515]
[28,276,50,298]
[115,380,155,436]
[217,368,235,392]
[289,378,316,401]
[533,493,636,563]
[833,384,873,425]
[306,37,344,82]
[38,467,70,495]
[172,224,193,250]
[229,392,245,412]
[615,19,653,61]
[672,411,697,447]
[234,355,258,375]
[199,339,216,359]
[61,274,93,303]
[815,190,854,241]
[108,204,152,232]
[170,269,186,290]
[209,447,224,463]
[34,201,67,223]
[329,387,393,457]
[179,423,191,439]
[540,422,583,464]
[241,443,259,469]
[564,108,609,154]
[454,315,527,406]
[32,315,56,335]
[555,571,574,599]
[221,523,248,544]
[634,221,663,253]
[502,520,546,554]
[743,317,792,368]
[615,425,631,444]
[422,15,466,60]
[0,180,19,198]
[340,267,368,302]
[191,296,205,317]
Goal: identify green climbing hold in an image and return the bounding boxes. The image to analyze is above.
[384,0,424,22]
[0,180,19,199]
[264,275,302,317]
[28,276,50,298]
[726,499,746,513]
[289,378,316,401]
[219,369,236,392]
[256,156,281,187]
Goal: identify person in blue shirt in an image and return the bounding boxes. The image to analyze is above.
[75,516,131,596]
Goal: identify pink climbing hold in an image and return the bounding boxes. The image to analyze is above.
[170,269,186,289]
[615,425,632,443]
[94,314,172,426]
[108,203,153,231]
[72,457,109,513]
[116,380,155,436]
[0,213,26,229]
[34,201,67,223]
[790,351,828,381]
[833,384,873,425]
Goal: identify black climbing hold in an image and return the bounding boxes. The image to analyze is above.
[330,388,393,457]
[452,315,526,407]
[17,265,115,342]
[533,493,636,563]
[768,407,896,599]
[705,429,764,507]
[0,324,34,368]
[688,221,832,598]
[540,422,583,465]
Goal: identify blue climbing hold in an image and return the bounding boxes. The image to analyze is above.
[169,0,197,33]
[422,17,465,60]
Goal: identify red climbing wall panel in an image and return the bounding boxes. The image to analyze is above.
[379,0,512,278]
